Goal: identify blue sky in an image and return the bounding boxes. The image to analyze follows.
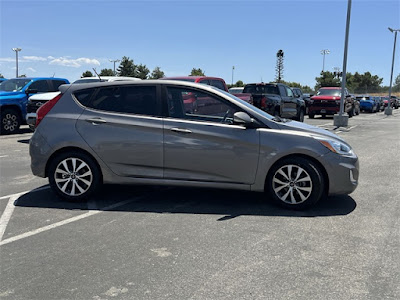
[0,0,399,88]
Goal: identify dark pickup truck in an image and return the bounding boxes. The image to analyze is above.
[243,82,305,122]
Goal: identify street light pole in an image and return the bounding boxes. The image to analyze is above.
[12,48,22,78]
[231,66,235,86]
[385,27,399,116]
[334,0,352,127]
[109,59,120,76]
[320,49,330,72]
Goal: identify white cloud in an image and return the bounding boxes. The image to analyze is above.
[27,67,37,72]
[48,56,55,60]
[0,57,15,62]
[23,56,47,61]
[49,57,100,68]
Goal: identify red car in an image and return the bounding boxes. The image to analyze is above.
[308,87,356,118]
[160,76,253,105]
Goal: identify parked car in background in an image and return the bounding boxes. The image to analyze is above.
[0,77,69,134]
[160,76,253,105]
[308,87,356,118]
[228,87,244,94]
[243,82,306,122]
[391,95,399,109]
[356,95,379,113]
[29,80,359,210]
[72,76,141,84]
[26,76,142,130]
[0,78,7,83]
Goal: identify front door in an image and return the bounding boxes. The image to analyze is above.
[163,86,260,184]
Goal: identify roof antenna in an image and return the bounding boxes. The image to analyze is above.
[92,68,101,81]
[52,73,55,77]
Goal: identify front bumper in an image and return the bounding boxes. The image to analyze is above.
[322,152,359,195]
[26,112,37,128]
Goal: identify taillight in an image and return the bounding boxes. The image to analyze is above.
[261,97,267,110]
[35,93,63,127]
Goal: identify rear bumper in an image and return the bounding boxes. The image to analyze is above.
[309,105,339,115]
[26,112,37,128]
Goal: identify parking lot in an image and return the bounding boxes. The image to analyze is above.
[1,111,399,300]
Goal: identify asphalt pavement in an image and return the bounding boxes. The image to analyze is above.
[0,110,399,300]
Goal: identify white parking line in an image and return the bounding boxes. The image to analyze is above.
[0,195,146,247]
[0,194,22,241]
[0,155,9,158]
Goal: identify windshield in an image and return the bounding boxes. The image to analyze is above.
[243,84,279,95]
[0,78,32,92]
[213,87,275,120]
[317,89,341,96]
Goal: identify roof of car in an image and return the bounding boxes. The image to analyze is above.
[7,77,68,81]
[161,76,224,81]
[319,87,341,89]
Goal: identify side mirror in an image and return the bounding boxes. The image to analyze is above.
[233,112,256,128]
[26,89,38,94]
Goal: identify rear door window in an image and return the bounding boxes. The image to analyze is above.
[29,80,50,92]
[86,85,160,116]
[50,80,68,91]
[210,79,226,91]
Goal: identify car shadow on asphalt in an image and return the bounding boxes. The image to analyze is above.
[15,184,357,219]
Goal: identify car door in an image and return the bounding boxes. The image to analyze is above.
[163,85,260,184]
[76,84,164,178]
[279,85,297,118]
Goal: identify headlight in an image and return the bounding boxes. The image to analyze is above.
[315,137,355,157]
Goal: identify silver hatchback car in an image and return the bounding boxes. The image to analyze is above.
[30,80,359,209]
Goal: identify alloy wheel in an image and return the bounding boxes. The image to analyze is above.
[54,157,93,196]
[2,112,19,133]
[272,164,313,204]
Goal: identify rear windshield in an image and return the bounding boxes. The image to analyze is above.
[243,85,279,95]
[166,78,196,83]
[73,78,105,84]
[317,89,341,96]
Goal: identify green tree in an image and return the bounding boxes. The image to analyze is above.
[347,71,383,93]
[0,73,4,78]
[136,64,150,79]
[190,68,205,76]
[99,68,114,76]
[149,66,165,79]
[235,80,244,87]
[82,70,93,77]
[117,56,137,77]
[391,74,400,92]
[18,74,26,78]
[315,71,341,90]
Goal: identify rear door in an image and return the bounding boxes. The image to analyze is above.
[278,85,295,118]
[76,84,164,178]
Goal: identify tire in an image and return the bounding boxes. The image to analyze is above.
[265,157,325,210]
[308,112,315,119]
[321,114,326,119]
[349,107,355,118]
[296,109,305,122]
[1,108,21,135]
[356,106,360,115]
[48,151,102,202]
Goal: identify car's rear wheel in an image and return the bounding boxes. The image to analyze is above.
[296,109,305,122]
[1,108,21,135]
[266,157,325,210]
[308,112,315,119]
[48,151,102,202]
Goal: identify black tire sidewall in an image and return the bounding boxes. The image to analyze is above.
[266,157,325,210]
[48,151,101,202]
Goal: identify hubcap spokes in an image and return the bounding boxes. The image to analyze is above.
[273,164,312,204]
[54,158,92,196]
[3,114,18,131]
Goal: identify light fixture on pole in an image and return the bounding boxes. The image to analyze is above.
[12,48,22,78]
[109,59,121,76]
[320,49,330,73]
[385,27,399,116]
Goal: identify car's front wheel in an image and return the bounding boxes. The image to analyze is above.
[1,108,21,135]
[266,157,325,210]
[48,151,102,202]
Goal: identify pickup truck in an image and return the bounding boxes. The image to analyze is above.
[161,76,253,104]
[243,82,306,122]
[0,77,69,134]
[308,87,356,118]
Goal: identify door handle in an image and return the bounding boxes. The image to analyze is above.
[85,118,107,125]
[170,127,192,134]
